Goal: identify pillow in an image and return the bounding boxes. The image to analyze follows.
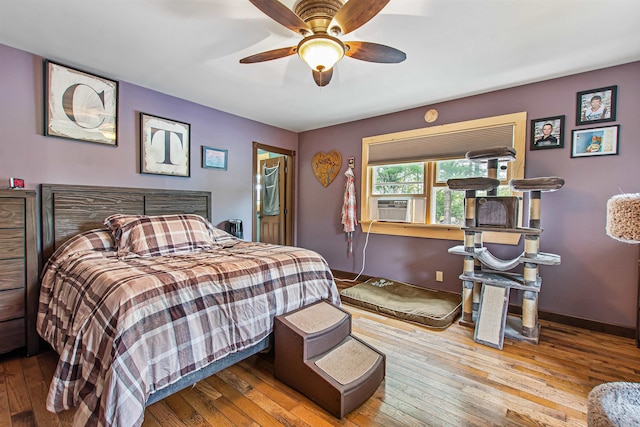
[104,213,217,257]
[103,214,146,244]
[44,228,116,272]
[56,228,115,254]
[208,226,239,245]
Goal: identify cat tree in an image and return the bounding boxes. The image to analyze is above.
[447,147,564,349]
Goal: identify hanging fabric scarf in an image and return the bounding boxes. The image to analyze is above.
[341,168,358,256]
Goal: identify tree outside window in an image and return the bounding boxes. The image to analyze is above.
[372,162,424,195]
[371,159,509,225]
[433,159,509,224]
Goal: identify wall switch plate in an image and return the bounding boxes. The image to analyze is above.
[436,271,443,282]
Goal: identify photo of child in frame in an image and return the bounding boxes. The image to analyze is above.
[571,125,619,158]
[576,85,617,126]
[530,115,564,150]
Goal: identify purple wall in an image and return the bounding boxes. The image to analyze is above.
[0,43,297,235]
[297,61,640,329]
[2,40,639,329]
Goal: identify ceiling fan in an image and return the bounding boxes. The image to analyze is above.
[240,0,406,86]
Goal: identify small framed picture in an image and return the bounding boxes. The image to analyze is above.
[140,113,190,177]
[571,125,620,158]
[576,85,617,126]
[44,60,118,145]
[202,146,228,170]
[530,115,564,150]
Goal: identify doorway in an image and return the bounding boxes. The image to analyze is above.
[252,142,295,245]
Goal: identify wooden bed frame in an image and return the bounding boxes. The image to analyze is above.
[39,183,270,406]
[41,183,212,260]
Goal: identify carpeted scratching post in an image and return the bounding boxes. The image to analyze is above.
[588,382,640,426]
[447,146,564,348]
[606,193,640,348]
[606,193,640,243]
[594,194,640,424]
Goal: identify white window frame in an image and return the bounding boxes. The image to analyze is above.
[360,112,527,244]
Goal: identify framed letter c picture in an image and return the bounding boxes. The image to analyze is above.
[140,113,190,177]
[44,60,118,145]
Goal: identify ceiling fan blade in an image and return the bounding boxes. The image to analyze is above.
[249,0,311,35]
[312,68,333,87]
[239,46,297,64]
[345,41,406,63]
[329,0,390,35]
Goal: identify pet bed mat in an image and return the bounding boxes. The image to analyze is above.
[339,277,461,329]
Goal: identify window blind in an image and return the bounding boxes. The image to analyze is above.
[367,124,515,165]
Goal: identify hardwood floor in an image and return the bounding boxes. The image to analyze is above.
[2,303,639,426]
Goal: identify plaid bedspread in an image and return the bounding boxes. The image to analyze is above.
[37,238,339,427]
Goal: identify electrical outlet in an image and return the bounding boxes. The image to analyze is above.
[436,271,443,282]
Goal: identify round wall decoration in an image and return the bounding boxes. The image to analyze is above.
[424,109,439,123]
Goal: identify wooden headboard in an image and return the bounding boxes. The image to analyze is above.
[41,184,212,261]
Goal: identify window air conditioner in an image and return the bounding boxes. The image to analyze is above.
[376,199,413,222]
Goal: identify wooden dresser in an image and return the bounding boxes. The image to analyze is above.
[0,190,38,355]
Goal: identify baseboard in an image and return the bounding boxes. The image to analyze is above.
[332,269,375,283]
[508,304,635,339]
[331,269,635,339]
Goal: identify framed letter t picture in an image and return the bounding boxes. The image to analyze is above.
[140,113,191,177]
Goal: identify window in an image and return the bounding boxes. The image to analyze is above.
[371,162,424,195]
[432,159,510,225]
[361,112,527,243]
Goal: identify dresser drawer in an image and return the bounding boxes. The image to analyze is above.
[0,228,25,259]
[0,318,25,353]
[0,288,25,322]
[0,190,34,355]
[0,199,24,228]
[0,259,24,291]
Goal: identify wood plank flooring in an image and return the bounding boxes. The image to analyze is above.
[1,301,639,426]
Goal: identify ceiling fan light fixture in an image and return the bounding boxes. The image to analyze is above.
[297,34,345,72]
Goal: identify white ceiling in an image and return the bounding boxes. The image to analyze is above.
[1,0,639,132]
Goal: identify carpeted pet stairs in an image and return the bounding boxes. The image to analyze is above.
[273,300,385,418]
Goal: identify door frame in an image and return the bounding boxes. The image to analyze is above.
[252,141,295,245]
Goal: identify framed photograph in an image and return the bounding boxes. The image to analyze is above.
[571,125,620,158]
[530,115,564,150]
[44,60,118,145]
[140,113,190,177]
[576,85,617,126]
[202,146,227,170]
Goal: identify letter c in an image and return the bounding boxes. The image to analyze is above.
[62,84,106,129]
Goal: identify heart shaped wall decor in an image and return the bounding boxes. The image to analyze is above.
[311,150,342,187]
